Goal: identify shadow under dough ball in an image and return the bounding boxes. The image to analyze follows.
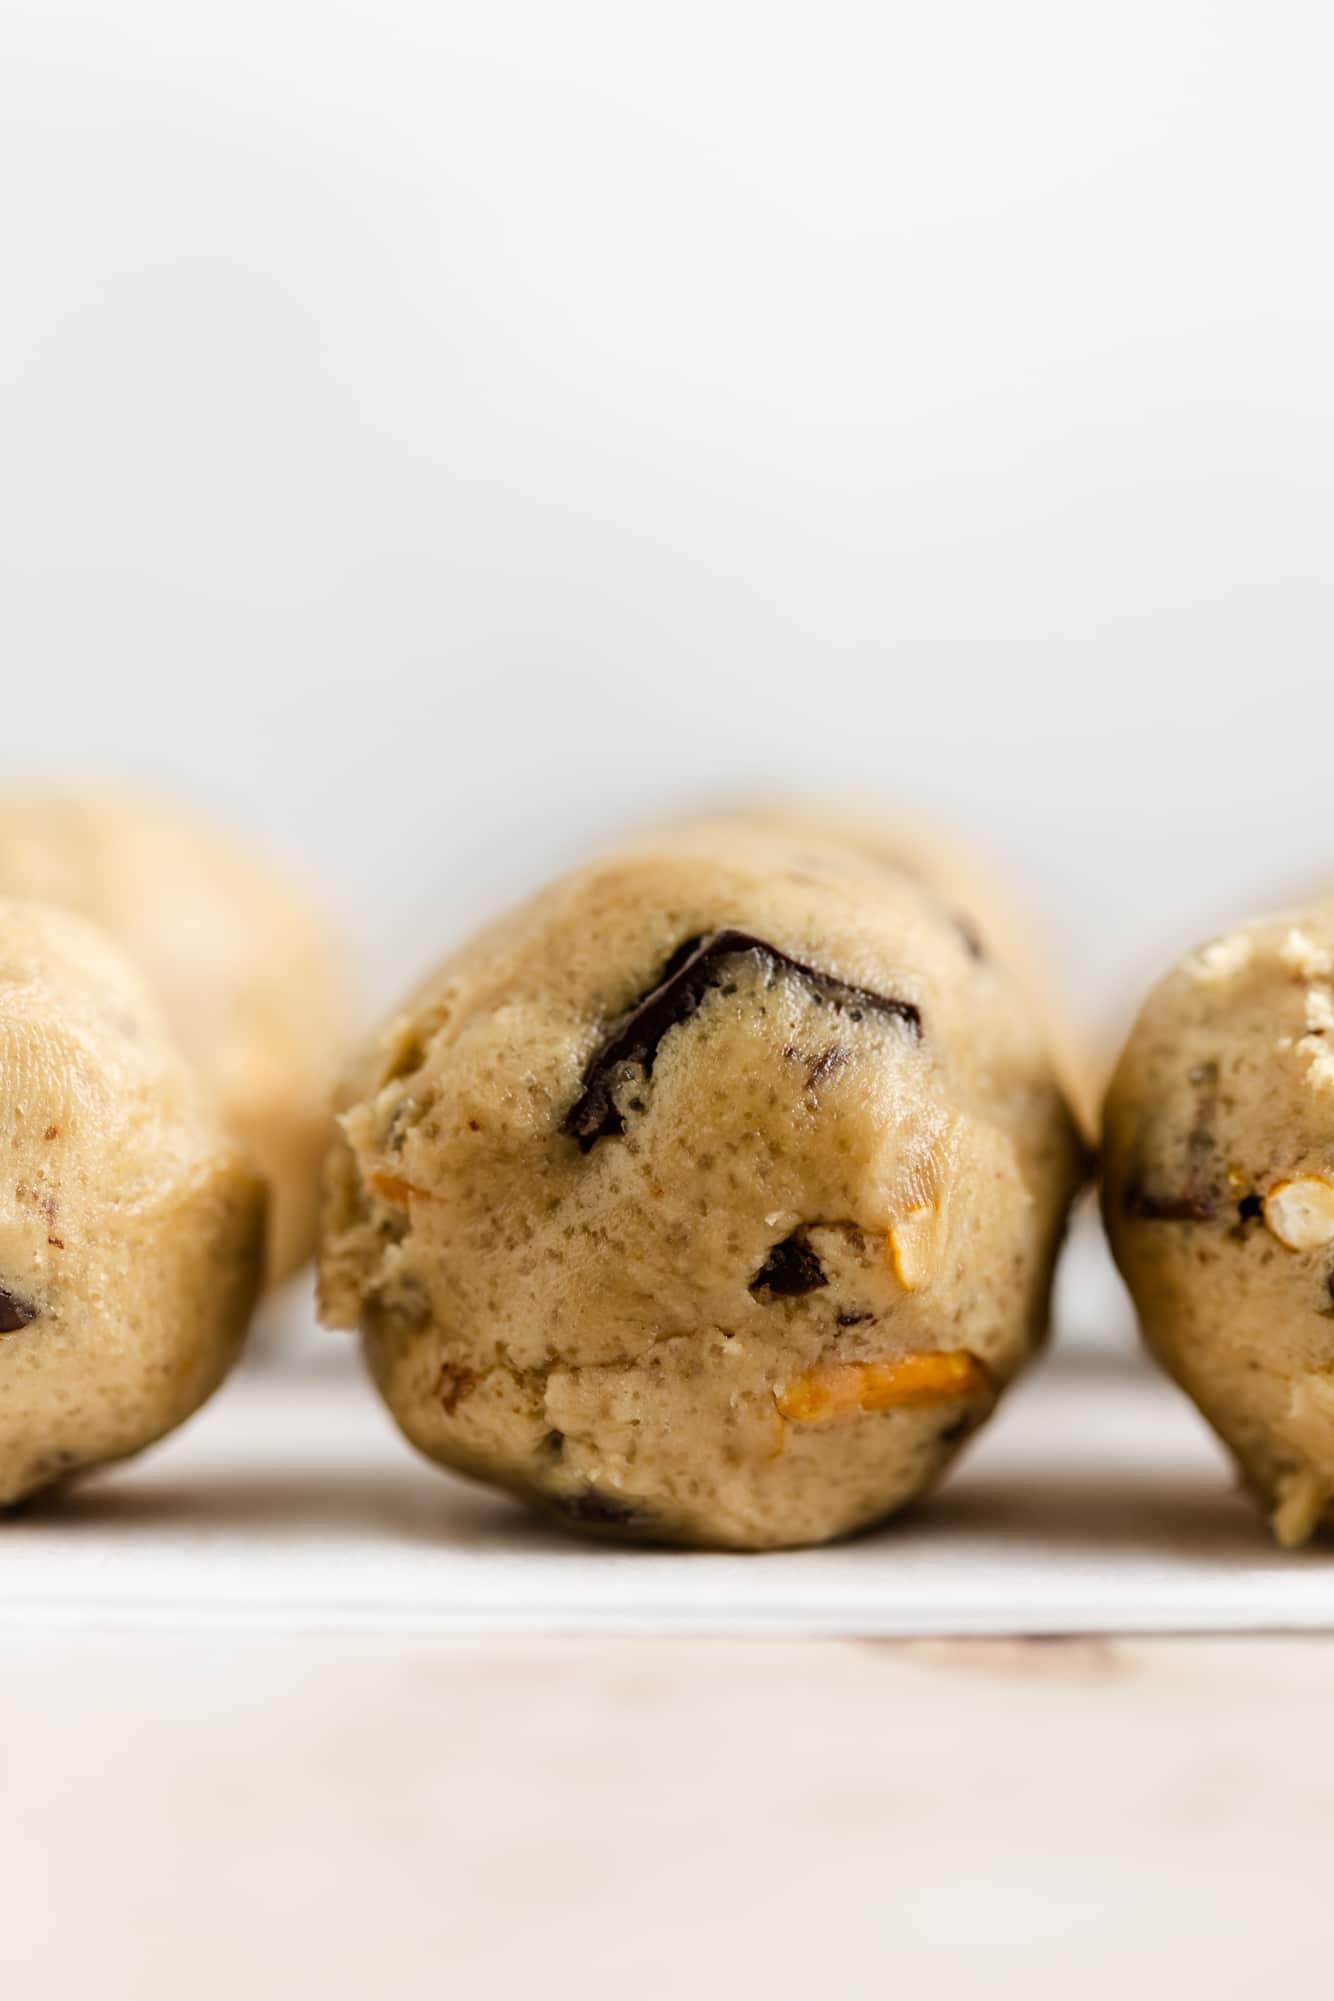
[0,788,348,1282]
[1103,907,1334,1547]
[320,825,1085,1549]
[0,899,266,1505]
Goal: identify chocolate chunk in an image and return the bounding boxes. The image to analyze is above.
[0,1285,38,1335]
[563,929,920,1149]
[1238,1194,1264,1224]
[750,1233,828,1298]
[1327,1270,1334,1310]
[1124,1182,1216,1223]
[550,1488,653,1531]
[835,1308,874,1327]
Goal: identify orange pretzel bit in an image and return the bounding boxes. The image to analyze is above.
[775,1350,989,1425]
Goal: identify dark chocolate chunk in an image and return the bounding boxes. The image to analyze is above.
[750,1233,828,1298]
[563,929,920,1149]
[1238,1194,1264,1224]
[835,1308,874,1328]
[550,1488,653,1531]
[0,1285,38,1335]
[1327,1269,1334,1310]
[1124,1182,1216,1223]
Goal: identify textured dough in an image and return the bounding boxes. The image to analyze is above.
[320,824,1083,1549]
[715,800,1097,1137]
[1103,907,1334,1546]
[0,899,266,1504]
[0,789,347,1281]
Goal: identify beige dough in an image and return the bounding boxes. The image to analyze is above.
[320,823,1084,1549]
[1103,906,1334,1546]
[0,789,347,1281]
[713,800,1098,1137]
[0,899,266,1504]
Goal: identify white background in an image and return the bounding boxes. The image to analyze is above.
[3,3,1333,1033]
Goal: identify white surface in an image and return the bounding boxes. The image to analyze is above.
[4,5,1334,1033]
[6,1306,1331,1637]
[4,1630,1332,2001]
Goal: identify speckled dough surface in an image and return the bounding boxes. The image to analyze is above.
[0,790,347,1281]
[0,900,266,1505]
[700,801,1097,1137]
[1104,908,1334,1548]
[320,825,1083,1549]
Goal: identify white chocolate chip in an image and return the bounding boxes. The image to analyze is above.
[1191,934,1253,984]
[1280,928,1334,979]
[1262,1176,1334,1250]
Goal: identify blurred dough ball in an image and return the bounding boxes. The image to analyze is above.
[705,800,1097,1138]
[0,789,348,1282]
[1103,907,1334,1547]
[0,899,265,1503]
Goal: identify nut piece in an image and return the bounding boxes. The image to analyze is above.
[886,1206,940,1292]
[775,1350,988,1425]
[1262,1176,1334,1251]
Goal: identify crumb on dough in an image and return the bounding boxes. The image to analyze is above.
[1191,934,1253,984]
[1297,1039,1334,1093]
[1306,987,1334,1032]
[1280,929,1334,980]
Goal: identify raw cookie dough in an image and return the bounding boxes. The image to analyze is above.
[0,788,348,1281]
[1104,907,1334,1548]
[714,800,1098,1137]
[1104,908,1334,1544]
[320,823,1084,1549]
[0,899,266,1504]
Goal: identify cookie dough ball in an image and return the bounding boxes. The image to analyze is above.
[0,899,266,1504]
[0,789,348,1281]
[320,825,1084,1549]
[1103,909,1334,1548]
